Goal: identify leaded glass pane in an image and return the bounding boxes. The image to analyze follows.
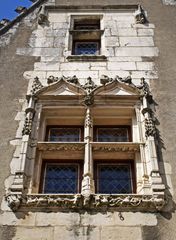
[43,164,78,194]
[96,128,129,142]
[75,42,99,55]
[48,128,81,142]
[97,164,132,194]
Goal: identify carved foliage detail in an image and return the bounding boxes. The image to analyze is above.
[31,77,44,95]
[145,118,156,137]
[22,115,33,135]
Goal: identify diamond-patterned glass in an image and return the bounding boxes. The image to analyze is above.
[96,128,129,142]
[75,42,99,55]
[43,164,78,194]
[48,128,81,142]
[97,164,132,194]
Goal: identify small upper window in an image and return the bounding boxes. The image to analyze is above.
[94,126,131,142]
[70,17,101,56]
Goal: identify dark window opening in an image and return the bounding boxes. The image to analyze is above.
[74,19,100,30]
[71,17,101,56]
[73,41,100,55]
[94,126,131,142]
[40,161,82,194]
[46,126,83,142]
[95,161,135,194]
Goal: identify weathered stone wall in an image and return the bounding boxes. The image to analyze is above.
[0,0,176,240]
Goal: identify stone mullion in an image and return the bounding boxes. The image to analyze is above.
[81,107,95,197]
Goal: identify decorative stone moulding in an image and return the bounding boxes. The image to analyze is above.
[92,143,141,153]
[5,193,166,212]
[37,142,85,151]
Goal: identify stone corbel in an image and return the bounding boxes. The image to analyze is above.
[38,6,48,25]
[5,194,22,211]
[134,5,148,24]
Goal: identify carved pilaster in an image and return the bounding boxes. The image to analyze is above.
[82,108,94,196]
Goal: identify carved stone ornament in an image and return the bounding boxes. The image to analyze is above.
[47,75,59,85]
[145,118,156,137]
[22,115,33,135]
[100,75,113,85]
[31,77,44,95]
[65,75,79,85]
[134,5,148,24]
[137,77,153,103]
[5,193,165,212]
[82,77,97,95]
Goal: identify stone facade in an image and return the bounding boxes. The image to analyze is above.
[0,0,176,240]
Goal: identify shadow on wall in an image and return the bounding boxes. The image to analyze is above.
[154,99,176,220]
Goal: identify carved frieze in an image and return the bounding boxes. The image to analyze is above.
[5,193,165,212]
[92,143,140,152]
[37,142,85,151]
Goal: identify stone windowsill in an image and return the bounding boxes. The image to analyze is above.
[66,55,107,62]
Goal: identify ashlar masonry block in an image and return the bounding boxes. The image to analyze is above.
[13,227,54,240]
[119,37,154,47]
[101,226,142,240]
[115,47,158,57]
[107,62,136,71]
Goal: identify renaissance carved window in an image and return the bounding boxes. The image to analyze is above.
[6,75,166,212]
